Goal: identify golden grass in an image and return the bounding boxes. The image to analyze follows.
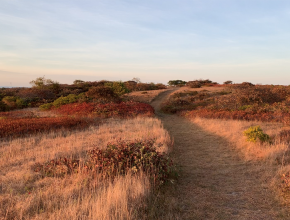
[123,89,168,103]
[190,117,288,161]
[0,117,171,219]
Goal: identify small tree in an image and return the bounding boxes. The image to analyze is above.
[241,82,254,86]
[168,80,187,87]
[223,80,233,85]
[73,79,85,85]
[30,76,60,92]
[132,77,141,83]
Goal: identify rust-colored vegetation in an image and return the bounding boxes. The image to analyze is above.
[162,84,290,124]
[55,101,155,118]
[0,117,94,139]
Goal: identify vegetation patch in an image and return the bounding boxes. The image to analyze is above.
[243,126,270,143]
[183,109,290,124]
[0,117,94,138]
[55,101,155,118]
[166,84,290,125]
[34,140,177,187]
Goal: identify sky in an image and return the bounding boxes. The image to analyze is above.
[1,0,290,87]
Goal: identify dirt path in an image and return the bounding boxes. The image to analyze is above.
[151,89,289,220]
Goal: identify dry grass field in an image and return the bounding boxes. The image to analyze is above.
[2,82,290,219]
[0,117,172,220]
[190,117,287,161]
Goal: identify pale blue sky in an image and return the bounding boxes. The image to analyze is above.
[1,0,290,86]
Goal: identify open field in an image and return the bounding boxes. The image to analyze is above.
[0,82,176,219]
[0,117,172,219]
[2,79,290,219]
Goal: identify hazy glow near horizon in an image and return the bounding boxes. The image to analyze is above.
[1,0,290,87]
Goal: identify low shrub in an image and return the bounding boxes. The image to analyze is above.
[86,86,121,103]
[161,91,208,113]
[55,102,155,118]
[0,117,93,138]
[184,109,290,124]
[34,140,177,186]
[39,103,53,111]
[39,93,86,110]
[2,96,24,109]
[243,126,270,143]
[86,140,175,185]
[186,81,202,88]
[104,81,129,96]
[52,93,85,108]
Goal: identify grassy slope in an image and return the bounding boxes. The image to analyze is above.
[0,117,171,219]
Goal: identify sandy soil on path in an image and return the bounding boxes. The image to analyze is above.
[151,89,289,220]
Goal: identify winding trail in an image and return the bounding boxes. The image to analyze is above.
[151,89,289,220]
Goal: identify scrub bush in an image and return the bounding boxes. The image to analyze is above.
[34,140,177,186]
[243,126,270,143]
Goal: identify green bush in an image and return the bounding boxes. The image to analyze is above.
[15,98,25,108]
[2,96,25,109]
[243,126,270,143]
[86,86,120,103]
[52,93,85,108]
[39,93,86,110]
[39,103,53,111]
[238,105,253,111]
[2,96,17,108]
[104,81,129,96]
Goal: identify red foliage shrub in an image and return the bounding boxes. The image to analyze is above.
[183,109,290,124]
[34,140,177,186]
[0,117,93,138]
[55,102,155,118]
[86,140,175,185]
